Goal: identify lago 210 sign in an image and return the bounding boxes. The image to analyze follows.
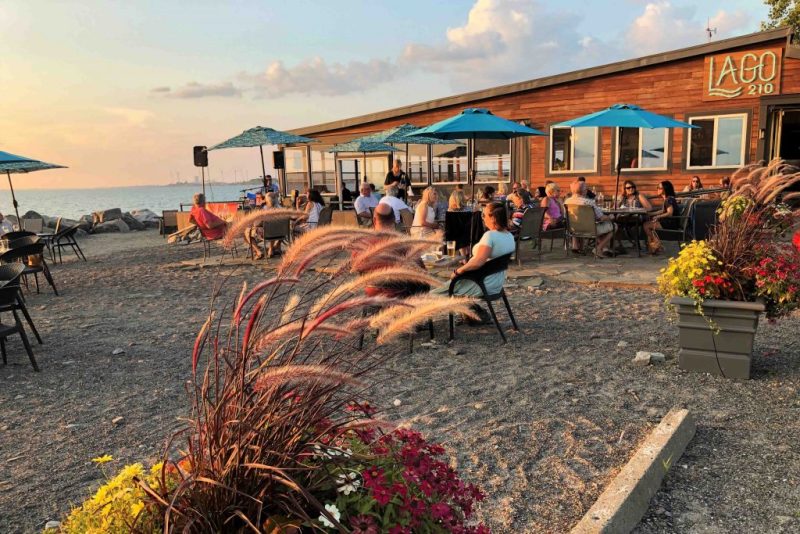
[703,48,782,101]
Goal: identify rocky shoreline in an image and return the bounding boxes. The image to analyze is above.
[10,207,161,236]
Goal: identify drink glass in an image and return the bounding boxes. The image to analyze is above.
[446,240,457,257]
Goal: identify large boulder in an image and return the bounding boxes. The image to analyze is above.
[93,219,130,234]
[121,213,146,231]
[129,209,160,229]
[22,210,44,220]
[92,208,123,224]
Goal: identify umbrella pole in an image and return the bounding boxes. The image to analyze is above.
[259,145,268,192]
[613,127,623,209]
[7,171,20,223]
[201,167,206,197]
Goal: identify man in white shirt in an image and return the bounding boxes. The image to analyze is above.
[378,185,410,223]
[0,213,15,236]
[564,181,614,256]
[354,183,379,222]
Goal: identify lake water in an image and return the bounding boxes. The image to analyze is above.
[0,184,252,220]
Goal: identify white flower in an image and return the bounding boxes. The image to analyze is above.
[336,472,361,495]
[318,503,341,529]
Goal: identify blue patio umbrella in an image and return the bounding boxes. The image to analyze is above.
[0,151,67,222]
[329,141,399,185]
[407,108,546,203]
[209,126,317,191]
[554,104,696,207]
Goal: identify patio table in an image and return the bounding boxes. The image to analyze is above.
[603,208,647,257]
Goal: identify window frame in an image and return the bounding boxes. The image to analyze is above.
[614,127,671,173]
[547,126,600,175]
[685,112,749,170]
[430,141,469,185]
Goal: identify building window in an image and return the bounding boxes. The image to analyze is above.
[406,144,429,186]
[432,142,468,183]
[310,150,336,193]
[550,127,597,173]
[285,147,308,194]
[475,139,511,183]
[338,159,360,193]
[687,114,747,169]
[616,127,669,171]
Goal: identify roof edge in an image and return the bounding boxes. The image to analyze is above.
[290,27,791,136]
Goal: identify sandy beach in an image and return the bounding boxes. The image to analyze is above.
[0,231,798,533]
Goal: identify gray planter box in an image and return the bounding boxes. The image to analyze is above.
[670,297,765,380]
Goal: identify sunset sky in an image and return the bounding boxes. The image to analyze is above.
[0,0,766,190]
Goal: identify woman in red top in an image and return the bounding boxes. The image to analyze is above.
[189,193,227,240]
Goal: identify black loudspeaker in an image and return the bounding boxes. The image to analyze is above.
[193,146,208,167]
[273,150,285,169]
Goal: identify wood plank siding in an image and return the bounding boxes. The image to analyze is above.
[290,29,800,196]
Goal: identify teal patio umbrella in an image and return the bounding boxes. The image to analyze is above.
[0,151,66,222]
[407,108,546,202]
[209,126,317,191]
[329,140,399,185]
[554,104,696,207]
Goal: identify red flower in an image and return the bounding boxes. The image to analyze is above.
[350,515,378,534]
[430,502,453,521]
[792,230,800,252]
[388,526,412,534]
[362,467,386,489]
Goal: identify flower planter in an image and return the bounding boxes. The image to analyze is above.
[670,297,765,380]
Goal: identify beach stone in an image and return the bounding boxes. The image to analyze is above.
[44,521,61,530]
[93,219,129,233]
[111,348,125,355]
[92,208,122,224]
[121,213,146,231]
[633,351,651,366]
[617,340,629,348]
[131,209,160,228]
[392,399,402,407]
[650,352,666,364]
[6,215,18,226]
[75,228,89,238]
[22,210,43,220]
[111,416,124,425]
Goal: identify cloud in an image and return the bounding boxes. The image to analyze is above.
[626,2,749,55]
[104,107,155,127]
[157,0,759,100]
[150,86,171,93]
[242,57,398,98]
[163,81,242,99]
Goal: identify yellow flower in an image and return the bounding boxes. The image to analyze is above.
[91,455,113,465]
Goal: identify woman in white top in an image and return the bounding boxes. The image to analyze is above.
[411,187,440,237]
[432,202,515,297]
[295,189,324,234]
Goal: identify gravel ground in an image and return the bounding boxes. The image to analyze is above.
[0,231,798,533]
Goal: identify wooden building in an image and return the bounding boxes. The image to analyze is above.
[284,28,800,199]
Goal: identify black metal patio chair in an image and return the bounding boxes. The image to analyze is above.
[0,263,42,345]
[0,238,59,295]
[50,225,87,264]
[0,283,38,371]
[448,253,519,344]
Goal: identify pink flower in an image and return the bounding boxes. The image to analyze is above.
[350,515,378,534]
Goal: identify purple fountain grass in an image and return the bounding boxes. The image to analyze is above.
[222,208,305,249]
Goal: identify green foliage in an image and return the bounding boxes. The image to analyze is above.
[761,0,800,36]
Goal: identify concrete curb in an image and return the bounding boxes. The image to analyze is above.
[571,408,696,534]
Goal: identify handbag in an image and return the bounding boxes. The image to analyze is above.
[647,221,663,254]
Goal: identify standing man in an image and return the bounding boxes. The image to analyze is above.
[384,159,411,202]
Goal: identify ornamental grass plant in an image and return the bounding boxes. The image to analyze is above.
[54,217,487,533]
[658,159,800,319]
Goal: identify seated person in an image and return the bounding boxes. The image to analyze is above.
[378,185,411,223]
[294,190,325,234]
[341,181,353,202]
[432,201,515,300]
[577,176,596,199]
[643,180,681,255]
[354,182,379,224]
[448,189,470,212]
[411,187,440,238]
[507,182,533,209]
[189,193,227,240]
[478,186,495,205]
[540,183,565,230]
[564,181,614,257]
